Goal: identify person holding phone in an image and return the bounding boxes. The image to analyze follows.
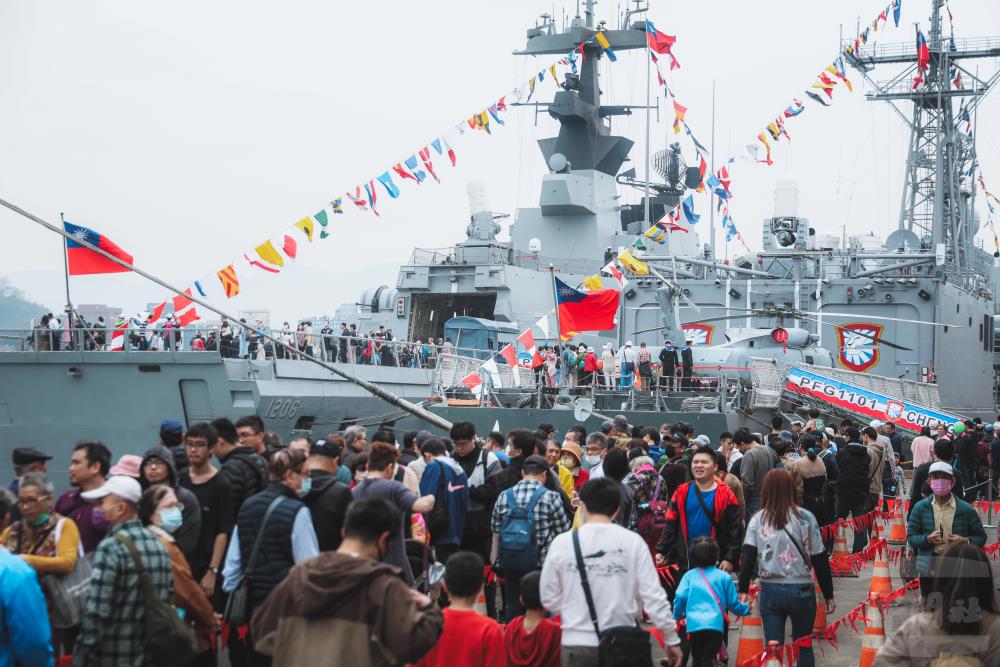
[907,462,987,603]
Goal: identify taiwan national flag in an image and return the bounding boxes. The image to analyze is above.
[63,221,134,275]
[555,277,620,337]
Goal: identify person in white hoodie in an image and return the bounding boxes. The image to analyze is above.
[540,477,682,667]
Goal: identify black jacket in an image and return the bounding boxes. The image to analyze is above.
[834,442,871,501]
[681,347,693,368]
[659,347,678,371]
[219,446,268,518]
[140,446,201,559]
[236,482,303,607]
[303,470,353,552]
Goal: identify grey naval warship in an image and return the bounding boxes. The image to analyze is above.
[2,0,999,481]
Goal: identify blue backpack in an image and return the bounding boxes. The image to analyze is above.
[497,486,547,574]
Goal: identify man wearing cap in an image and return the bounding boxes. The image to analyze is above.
[491,454,570,622]
[302,437,353,552]
[159,418,187,473]
[7,448,52,522]
[659,340,678,391]
[75,476,174,666]
[907,461,986,601]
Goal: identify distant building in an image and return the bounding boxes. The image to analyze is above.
[77,303,120,325]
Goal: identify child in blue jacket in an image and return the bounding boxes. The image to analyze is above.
[673,538,750,667]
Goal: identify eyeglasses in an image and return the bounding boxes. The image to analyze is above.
[184,440,210,449]
[18,495,49,506]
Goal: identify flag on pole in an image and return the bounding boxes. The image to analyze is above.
[672,101,687,134]
[498,343,516,366]
[617,249,650,275]
[555,277,620,337]
[645,20,680,69]
[63,221,134,275]
[217,264,240,298]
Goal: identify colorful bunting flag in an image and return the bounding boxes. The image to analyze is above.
[582,274,604,290]
[784,99,805,117]
[893,0,902,28]
[282,234,297,260]
[419,147,440,183]
[617,249,649,276]
[548,64,559,84]
[645,20,680,69]
[672,100,687,135]
[177,307,199,328]
[172,289,193,312]
[766,122,781,141]
[347,187,368,211]
[393,162,421,184]
[683,123,709,155]
[253,240,285,271]
[755,132,774,165]
[527,76,536,102]
[364,180,380,216]
[805,90,830,107]
[644,226,666,244]
[294,217,314,242]
[595,31,617,61]
[682,194,701,223]
[217,264,240,298]
[377,172,400,198]
[150,302,165,323]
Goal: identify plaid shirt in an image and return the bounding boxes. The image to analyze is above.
[636,348,652,364]
[491,479,570,565]
[74,519,174,667]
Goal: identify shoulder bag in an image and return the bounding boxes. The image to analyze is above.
[223,495,285,626]
[114,534,197,667]
[572,528,653,667]
[42,518,93,629]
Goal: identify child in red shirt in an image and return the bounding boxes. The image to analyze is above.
[505,571,561,667]
[414,551,505,667]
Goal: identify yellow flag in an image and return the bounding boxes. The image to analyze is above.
[294,217,314,242]
[255,240,285,267]
[583,274,603,290]
[617,249,649,276]
[595,32,611,49]
[548,64,558,84]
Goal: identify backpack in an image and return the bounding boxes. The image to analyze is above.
[114,534,197,667]
[635,475,668,541]
[838,445,871,497]
[497,485,547,575]
[425,462,451,542]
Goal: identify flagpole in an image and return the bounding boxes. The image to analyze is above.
[708,80,716,267]
[59,212,74,321]
[1,196,455,431]
[643,23,652,226]
[551,267,562,344]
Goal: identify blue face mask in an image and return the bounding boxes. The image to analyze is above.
[298,477,312,498]
[159,507,183,534]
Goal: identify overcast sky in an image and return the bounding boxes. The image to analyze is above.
[2,0,999,324]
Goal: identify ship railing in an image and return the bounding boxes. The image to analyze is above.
[433,353,538,395]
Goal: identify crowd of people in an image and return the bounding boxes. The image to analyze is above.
[2,412,1000,666]
[534,339,697,391]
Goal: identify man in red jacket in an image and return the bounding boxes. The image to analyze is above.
[654,446,743,591]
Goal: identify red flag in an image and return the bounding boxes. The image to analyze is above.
[177,307,199,327]
[63,221,134,275]
[282,234,297,260]
[149,302,166,323]
[499,344,516,366]
[646,29,677,56]
[555,277,620,336]
[172,290,192,312]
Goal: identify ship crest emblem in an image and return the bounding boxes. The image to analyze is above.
[681,323,713,346]
[836,322,884,372]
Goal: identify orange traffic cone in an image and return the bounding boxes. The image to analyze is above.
[868,555,893,598]
[763,641,783,667]
[474,589,487,615]
[813,575,826,635]
[831,520,858,577]
[887,504,907,545]
[859,593,886,667]
[735,598,765,667]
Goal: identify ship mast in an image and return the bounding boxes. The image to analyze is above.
[846,0,1000,289]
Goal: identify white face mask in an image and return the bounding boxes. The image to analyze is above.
[560,456,577,470]
[585,454,603,467]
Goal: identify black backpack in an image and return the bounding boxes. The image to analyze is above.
[837,445,871,497]
[114,535,197,667]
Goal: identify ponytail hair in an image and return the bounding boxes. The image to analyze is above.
[800,434,817,460]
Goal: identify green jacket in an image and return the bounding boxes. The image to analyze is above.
[907,494,986,575]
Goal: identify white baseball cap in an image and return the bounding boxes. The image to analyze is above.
[81,476,142,504]
[869,419,884,428]
[625,341,633,346]
[929,461,954,477]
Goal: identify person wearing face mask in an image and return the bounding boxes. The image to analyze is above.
[76,475,174,666]
[559,441,590,491]
[907,461,987,603]
[0,472,82,659]
[139,485,218,664]
[222,448,319,667]
[583,433,609,479]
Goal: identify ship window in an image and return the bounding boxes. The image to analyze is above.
[980,323,984,343]
[956,304,960,313]
[138,365,161,373]
[969,317,973,327]
[337,418,358,430]
[294,416,315,431]
[805,355,814,364]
